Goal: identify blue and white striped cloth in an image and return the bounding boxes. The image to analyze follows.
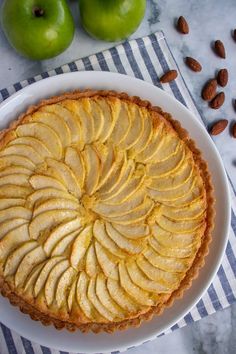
[0,31,236,354]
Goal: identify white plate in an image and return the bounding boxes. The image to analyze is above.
[0,71,230,353]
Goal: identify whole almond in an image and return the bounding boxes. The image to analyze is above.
[185,57,202,72]
[210,92,225,109]
[217,68,228,87]
[160,70,178,83]
[210,119,228,135]
[177,16,189,34]
[202,79,217,101]
[214,40,226,58]
[232,122,236,138]
[233,29,236,42]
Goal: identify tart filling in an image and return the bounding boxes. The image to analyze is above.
[0,90,214,333]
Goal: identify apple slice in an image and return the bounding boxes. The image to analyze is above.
[150,135,181,163]
[135,122,164,163]
[55,266,76,308]
[89,99,104,140]
[105,223,144,254]
[147,145,186,178]
[0,155,35,170]
[87,277,114,321]
[3,240,37,277]
[0,185,31,198]
[0,198,25,211]
[98,159,135,202]
[33,198,79,217]
[44,259,69,306]
[107,277,140,312]
[65,147,85,189]
[95,98,117,142]
[113,223,150,239]
[16,122,62,160]
[136,257,182,288]
[93,220,126,258]
[151,224,198,248]
[92,189,144,217]
[0,218,28,239]
[61,99,94,144]
[119,104,144,150]
[51,230,78,257]
[9,136,52,159]
[76,271,97,321]
[110,101,131,145]
[27,188,77,207]
[85,243,101,277]
[34,256,64,297]
[128,110,153,156]
[162,199,206,221]
[118,261,154,306]
[149,237,199,258]
[82,145,101,195]
[31,111,71,147]
[0,206,31,223]
[0,166,32,177]
[23,261,46,294]
[156,214,205,234]
[41,103,81,144]
[143,246,190,272]
[0,144,43,165]
[95,144,115,189]
[46,158,81,198]
[29,175,67,192]
[70,225,92,269]
[126,261,169,293]
[0,223,29,260]
[29,209,79,240]
[94,241,119,280]
[0,174,30,187]
[43,217,82,254]
[96,274,124,319]
[15,245,46,287]
[67,278,77,312]
[163,183,204,208]
[149,162,193,191]
[148,175,196,202]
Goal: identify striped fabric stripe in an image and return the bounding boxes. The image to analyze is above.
[0,31,235,354]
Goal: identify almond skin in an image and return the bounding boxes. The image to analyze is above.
[177,16,189,34]
[210,92,225,109]
[210,119,228,135]
[214,40,226,58]
[202,79,217,101]
[232,122,236,138]
[185,57,202,72]
[160,70,178,83]
[217,69,228,87]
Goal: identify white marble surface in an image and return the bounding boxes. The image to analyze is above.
[0,0,236,353]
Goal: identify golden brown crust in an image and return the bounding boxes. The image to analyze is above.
[0,89,215,333]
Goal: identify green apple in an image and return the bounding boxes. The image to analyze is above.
[1,0,75,60]
[79,0,146,42]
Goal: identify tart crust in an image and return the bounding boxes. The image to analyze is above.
[0,90,215,333]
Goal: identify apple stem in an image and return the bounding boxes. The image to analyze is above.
[33,7,44,17]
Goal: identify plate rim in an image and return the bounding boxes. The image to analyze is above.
[0,71,231,353]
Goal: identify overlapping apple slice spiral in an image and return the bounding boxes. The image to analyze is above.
[0,95,207,324]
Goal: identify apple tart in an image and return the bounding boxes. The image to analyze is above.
[0,90,214,333]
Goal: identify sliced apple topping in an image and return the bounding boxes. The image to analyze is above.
[41,103,81,144]
[65,147,85,189]
[0,206,31,223]
[110,101,131,145]
[93,220,126,258]
[0,166,32,177]
[67,278,77,312]
[0,174,30,187]
[118,261,154,306]
[55,266,76,308]
[0,144,44,165]
[44,259,69,306]
[30,111,71,147]
[113,223,150,239]
[33,198,79,217]
[29,175,67,192]
[45,158,81,198]
[27,188,77,208]
[89,99,104,140]
[0,155,35,170]
[51,230,78,257]
[149,236,199,259]
[0,185,31,198]
[0,198,25,211]
[23,261,46,294]
[156,214,205,234]
[150,135,181,163]
[76,271,98,321]
[82,145,101,195]
[0,218,27,239]
[95,98,117,143]
[119,104,144,150]
[43,217,82,255]
[105,222,144,254]
[85,243,101,277]
[128,110,153,156]
[16,122,62,160]
[0,224,29,260]
[9,136,53,159]
[29,209,79,241]
[70,225,92,269]
[161,199,206,221]
[34,256,64,297]
[95,241,119,280]
[14,245,46,287]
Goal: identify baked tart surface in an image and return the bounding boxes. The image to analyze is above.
[0,90,214,333]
